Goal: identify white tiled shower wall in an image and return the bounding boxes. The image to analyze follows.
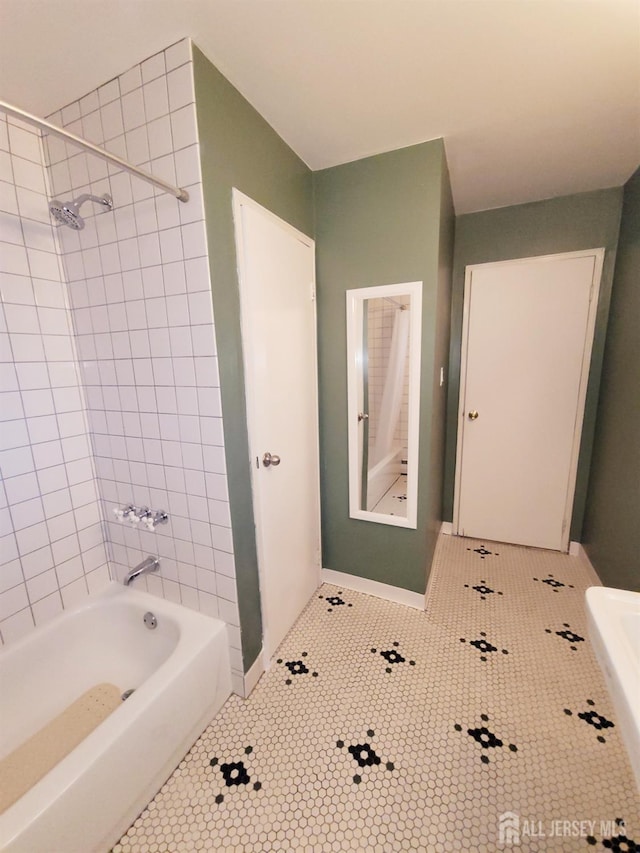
[366,298,410,452]
[0,39,244,691]
[0,117,108,642]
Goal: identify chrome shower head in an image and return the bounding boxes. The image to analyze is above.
[49,193,113,230]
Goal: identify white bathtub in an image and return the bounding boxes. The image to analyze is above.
[0,581,232,852]
[366,446,406,510]
[586,585,640,791]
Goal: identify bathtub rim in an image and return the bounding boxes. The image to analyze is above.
[0,581,232,852]
[586,584,640,792]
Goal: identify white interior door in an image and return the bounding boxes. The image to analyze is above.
[233,190,321,664]
[454,250,604,551]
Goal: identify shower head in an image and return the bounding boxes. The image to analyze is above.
[49,193,113,230]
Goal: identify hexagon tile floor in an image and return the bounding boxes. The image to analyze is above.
[114,534,639,852]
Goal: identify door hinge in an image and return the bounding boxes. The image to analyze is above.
[310,282,316,301]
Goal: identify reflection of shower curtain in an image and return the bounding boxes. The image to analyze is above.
[372,307,409,466]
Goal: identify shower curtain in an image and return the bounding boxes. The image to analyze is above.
[372,306,410,467]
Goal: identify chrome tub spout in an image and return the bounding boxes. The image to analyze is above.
[124,556,160,586]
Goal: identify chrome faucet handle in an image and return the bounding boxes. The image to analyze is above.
[114,504,136,521]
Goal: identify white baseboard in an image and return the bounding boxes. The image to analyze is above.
[568,541,602,585]
[321,568,425,610]
[241,651,265,698]
[440,521,453,535]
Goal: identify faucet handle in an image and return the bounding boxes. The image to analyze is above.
[113,507,125,520]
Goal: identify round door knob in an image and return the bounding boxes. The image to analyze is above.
[262,452,281,467]
[468,410,479,420]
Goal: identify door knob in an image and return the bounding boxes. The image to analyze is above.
[358,412,369,422]
[262,452,281,467]
[468,410,479,420]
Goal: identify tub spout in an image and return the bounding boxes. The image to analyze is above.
[124,556,160,586]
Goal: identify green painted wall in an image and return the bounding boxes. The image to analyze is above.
[193,46,314,670]
[314,140,453,594]
[443,188,624,541]
[583,168,640,590]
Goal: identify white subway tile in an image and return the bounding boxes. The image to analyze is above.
[143,77,169,122]
[8,125,43,164]
[169,326,193,357]
[42,334,74,361]
[122,89,146,132]
[174,145,201,188]
[100,99,124,141]
[181,220,207,259]
[218,596,240,626]
[148,116,173,160]
[138,232,162,267]
[0,607,35,644]
[11,156,46,194]
[32,439,64,470]
[0,242,30,276]
[16,520,50,556]
[41,488,72,519]
[167,63,194,113]
[67,152,90,189]
[118,237,141,271]
[184,256,211,292]
[9,497,45,532]
[20,544,54,580]
[0,391,24,422]
[0,119,8,153]
[165,40,191,72]
[0,558,24,593]
[0,363,19,393]
[211,525,233,554]
[60,576,89,609]
[28,248,61,280]
[0,445,34,478]
[0,272,35,306]
[119,65,142,96]
[0,180,19,215]
[99,78,120,107]
[4,302,38,334]
[0,583,29,620]
[170,104,198,150]
[141,51,166,84]
[37,464,69,495]
[85,564,111,595]
[0,418,29,450]
[141,265,163,298]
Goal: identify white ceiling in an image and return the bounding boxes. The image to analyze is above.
[1,0,638,213]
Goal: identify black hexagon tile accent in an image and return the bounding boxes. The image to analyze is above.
[336,729,395,783]
[208,746,262,803]
[564,699,615,743]
[369,640,416,673]
[275,652,319,684]
[318,591,353,612]
[454,714,518,764]
[533,573,575,591]
[463,579,504,600]
[466,545,500,559]
[459,631,509,661]
[545,622,585,651]
[586,818,637,850]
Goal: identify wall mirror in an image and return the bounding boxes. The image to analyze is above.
[346,281,422,528]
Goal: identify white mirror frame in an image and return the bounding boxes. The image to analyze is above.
[346,281,422,528]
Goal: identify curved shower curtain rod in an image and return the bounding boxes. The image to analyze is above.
[0,99,189,203]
